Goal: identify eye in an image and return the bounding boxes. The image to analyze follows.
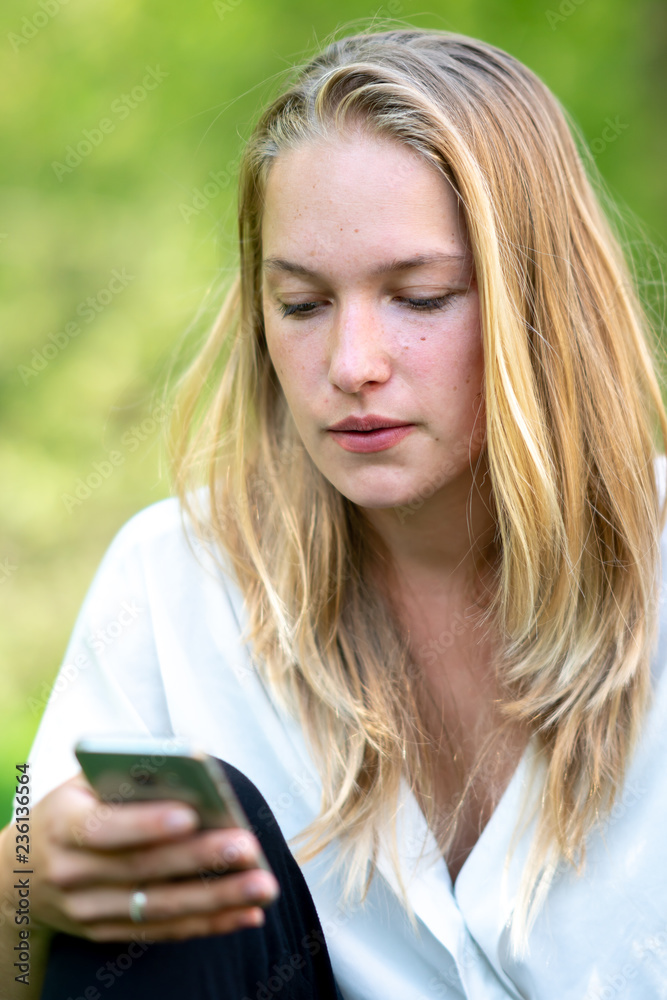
[399,295,454,312]
[277,295,455,319]
[277,301,321,318]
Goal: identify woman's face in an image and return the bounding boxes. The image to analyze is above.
[260,131,485,513]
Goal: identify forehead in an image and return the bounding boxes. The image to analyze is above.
[260,132,469,272]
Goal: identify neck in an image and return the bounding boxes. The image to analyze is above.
[359,457,497,599]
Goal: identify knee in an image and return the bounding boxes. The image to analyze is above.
[209,760,305,896]
[213,759,280,839]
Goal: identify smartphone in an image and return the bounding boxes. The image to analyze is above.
[74,735,272,873]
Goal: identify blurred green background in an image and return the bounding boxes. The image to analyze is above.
[1,0,665,824]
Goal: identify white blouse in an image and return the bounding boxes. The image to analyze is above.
[21,491,667,999]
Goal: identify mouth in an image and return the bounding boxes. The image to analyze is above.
[326,417,415,453]
[327,414,411,433]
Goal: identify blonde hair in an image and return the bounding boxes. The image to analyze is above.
[169,24,667,954]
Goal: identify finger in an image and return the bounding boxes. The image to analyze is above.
[83,905,267,943]
[60,786,200,850]
[61,869,280,925]
[53,828,265,887]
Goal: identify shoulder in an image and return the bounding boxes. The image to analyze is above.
[94,489,238,595]
[101,488,207,561]
[655,453,667,508]
[655,453,667,592]
[22,491,252,808]
[651,455,667,688]
[71,489,248,663]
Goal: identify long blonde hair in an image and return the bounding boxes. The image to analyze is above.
[169,24,667,953]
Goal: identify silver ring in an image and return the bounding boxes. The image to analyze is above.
[129,889,148,923]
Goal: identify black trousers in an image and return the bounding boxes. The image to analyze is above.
[40,761,343,1000]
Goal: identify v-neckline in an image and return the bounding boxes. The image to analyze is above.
[377,731,539,905]
[449,732,536,890]
[372,736,539,999]
[456,738,538,894]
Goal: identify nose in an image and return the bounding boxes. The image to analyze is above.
[327,297,391,394]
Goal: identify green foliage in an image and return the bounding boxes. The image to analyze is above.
[0,0,665,823]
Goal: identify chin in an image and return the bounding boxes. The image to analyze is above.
[315,459,431,510]
[329,480,420,510]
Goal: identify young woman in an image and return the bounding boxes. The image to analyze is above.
[2,24,667,1000]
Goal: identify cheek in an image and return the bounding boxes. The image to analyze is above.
[459,341,485,439]
[449,303,484,397]
[463,343,486,454]
[416,320,483,396]
[264,330,318,421]
[417,313,484,439]
[263,319,292,389]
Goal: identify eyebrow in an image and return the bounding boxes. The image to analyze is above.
[262,251,470,280]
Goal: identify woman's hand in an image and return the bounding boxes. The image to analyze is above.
[28,771,280,943]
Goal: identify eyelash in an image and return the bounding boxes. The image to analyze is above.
[277,295,454,318]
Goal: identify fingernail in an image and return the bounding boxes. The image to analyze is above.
[239,908,265,929]
[224,833,253,856]
[163,808,198,832]
[244,874,279,901]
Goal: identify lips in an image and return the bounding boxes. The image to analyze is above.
[326,415,415,453]
[327,414,410,432]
